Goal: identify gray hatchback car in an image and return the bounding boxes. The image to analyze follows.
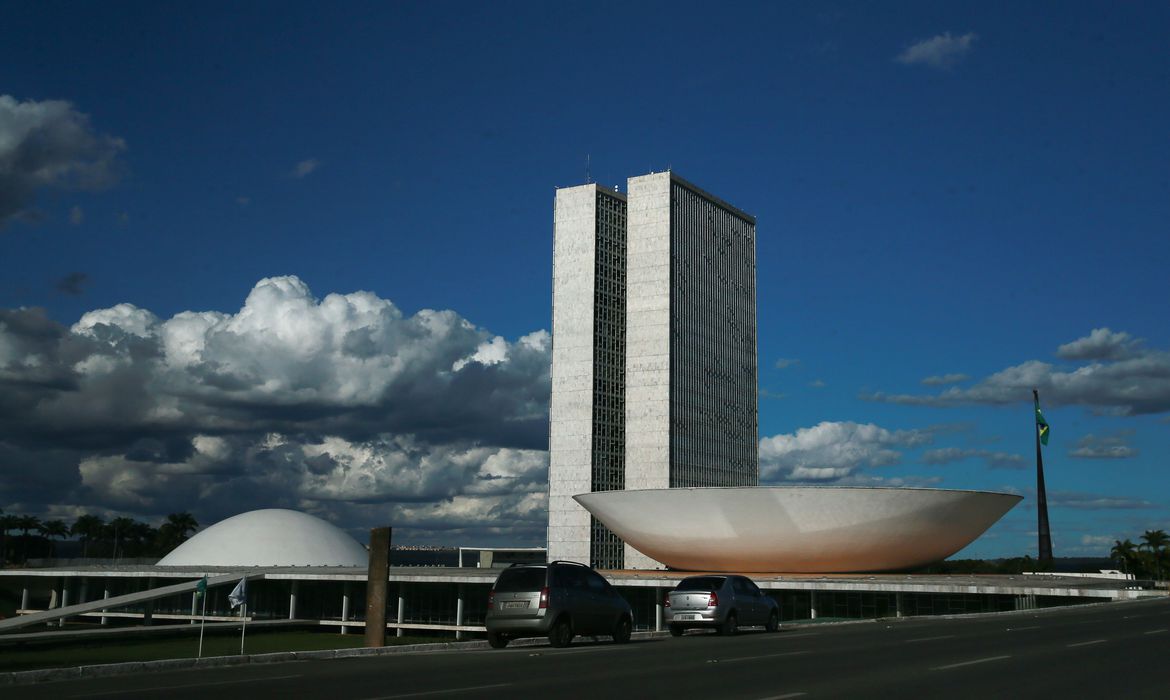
[485,561,633,648]
[665,575,780,636]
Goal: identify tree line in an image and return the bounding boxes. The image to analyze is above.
[0,510,199,565]
[1111,529,1169,580]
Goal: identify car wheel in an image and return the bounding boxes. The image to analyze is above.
[765,610,780,633]
[549,617,573,648]
[613,615,632,644]
[719,612,738,636]
[487,631,509,649]
[669,624,684,637]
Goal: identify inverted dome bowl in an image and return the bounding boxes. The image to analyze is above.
[574,486,1022,573]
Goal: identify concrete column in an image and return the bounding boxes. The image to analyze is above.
[20,582,30,612]
[289,580,300,620]
[455,584,465,641]
[396,590,405,638]
[60,583,70,627]
[100,585,110,626]
[809,591,818,620]
[364,526,392,647]
[143,577,154,626]
[340,583,351,635]
[654,587,663,632]
[79,578,89,605]
[896,592,904,619]
[49,583,60,610]
[190,591,198,624]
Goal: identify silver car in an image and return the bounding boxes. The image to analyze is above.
[665,575,780,636]
[485,561,633,648]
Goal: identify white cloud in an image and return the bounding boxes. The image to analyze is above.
[759,421,933,482]
[291,158,320,178]
[0,276,554,540]
[1069,433,1138,460]
[921,373,969,386]
[1057,327,1139,361]
[864,329,1170,416]
[0,95,125,226]
[895,32,978,70]
[774,358,800,369]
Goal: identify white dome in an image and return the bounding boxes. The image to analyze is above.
[156,509,368,567]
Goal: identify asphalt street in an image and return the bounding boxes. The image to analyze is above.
[10,597,1169,699]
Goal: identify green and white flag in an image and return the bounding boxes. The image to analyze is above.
[1034,396,1050,446]
[195,575,208,598]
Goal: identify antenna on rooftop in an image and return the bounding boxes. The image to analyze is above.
[585,154,592,184]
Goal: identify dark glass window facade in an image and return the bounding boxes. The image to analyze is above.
[668,179,758,488]
[590,190,627,570]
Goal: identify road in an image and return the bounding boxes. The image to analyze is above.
[11,597,1169,699]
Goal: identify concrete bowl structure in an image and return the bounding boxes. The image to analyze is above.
[156,508,368,567]
[574,486,1023,573]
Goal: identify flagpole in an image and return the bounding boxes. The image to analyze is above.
[240,602,247,655]
[198,587,207,658]
[1033,389,1054,564]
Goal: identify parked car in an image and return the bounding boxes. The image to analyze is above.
[485,560,634,649]
[665,575,779,636]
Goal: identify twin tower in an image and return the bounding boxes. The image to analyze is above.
[547,171,760,570]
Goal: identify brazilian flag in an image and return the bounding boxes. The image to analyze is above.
[1034,396,1050,446]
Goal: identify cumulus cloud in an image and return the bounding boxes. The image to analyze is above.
[895,32,978,70]
[921,373,969,386]
[1057,328,1140,361]
[0,95,125,227]
[774,358,800,369]
[0,276,554,543]
[291,158,320,178]
[922,447,1025,469]
[1069,433,1138,460]
[759,421,933,482]
[864,329,1170,416]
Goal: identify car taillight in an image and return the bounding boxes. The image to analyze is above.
[539,587,549,609]
[487,590,495,610]
[708,592,719,607]
[664,594,671,608]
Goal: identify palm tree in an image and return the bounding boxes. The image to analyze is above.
[1140,530,1169,580]
[107,517,137,560]
[71,514,105,558]
[157,512,200,554]
[1111,539,1138,577]
[0,513,17,564]
[38,520,70,558]
[15,515,41,563]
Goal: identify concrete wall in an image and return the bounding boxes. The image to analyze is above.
[624,172,673,569]
[546,184,599,564]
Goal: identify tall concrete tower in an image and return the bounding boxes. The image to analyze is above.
[623,171,758,568]
[547,183,628,568]
[547,172,758,570]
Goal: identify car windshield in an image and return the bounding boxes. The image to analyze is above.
[674,576,725,592]
[493,567,546,592]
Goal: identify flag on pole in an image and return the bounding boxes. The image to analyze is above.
[195,575,208,598]
[1034,395,1050,446]
[228,577,247,609]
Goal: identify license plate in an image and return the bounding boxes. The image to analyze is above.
[676,614,698,620]
[504,601,527,609]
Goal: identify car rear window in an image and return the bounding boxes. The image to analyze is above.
[673,576,725,592]
[493,567,547,592]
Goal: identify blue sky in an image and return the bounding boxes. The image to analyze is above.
[2,2,1168,559]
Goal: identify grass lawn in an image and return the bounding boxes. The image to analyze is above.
[0,629,447,673]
